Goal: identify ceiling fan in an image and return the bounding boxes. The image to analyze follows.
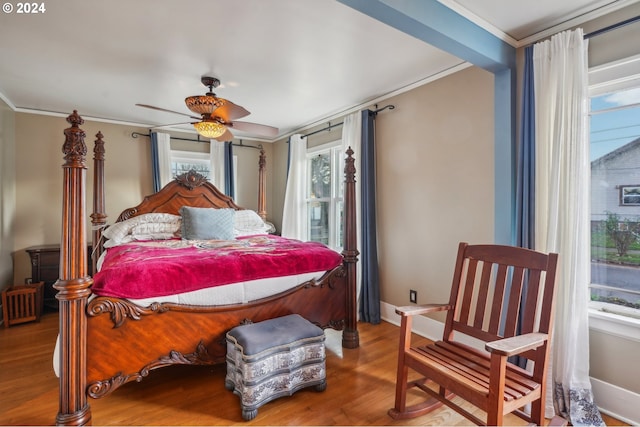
[136,76,278,141]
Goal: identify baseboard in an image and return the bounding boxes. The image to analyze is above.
[381,301,640,425]
[380,300,442,340]
[590,377,640,425]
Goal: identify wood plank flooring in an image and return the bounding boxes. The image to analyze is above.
[0,311,627,426]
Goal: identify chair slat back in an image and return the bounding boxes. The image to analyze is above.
[443,243,558,352]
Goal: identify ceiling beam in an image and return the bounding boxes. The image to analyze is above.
[337,0,515,72]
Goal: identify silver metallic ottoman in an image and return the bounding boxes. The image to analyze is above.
[225,314,327,421]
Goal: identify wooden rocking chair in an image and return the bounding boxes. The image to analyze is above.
[389,242,558,426]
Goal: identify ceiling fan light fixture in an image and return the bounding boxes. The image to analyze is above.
[193,121,226,139]
[185,95,224,115]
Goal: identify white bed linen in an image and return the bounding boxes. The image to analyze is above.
[125,270,325,306]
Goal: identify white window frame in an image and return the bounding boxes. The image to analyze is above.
[588,54,640,343]
[306,140,343,251]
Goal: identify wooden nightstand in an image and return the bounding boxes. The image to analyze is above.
[25,245,92,309]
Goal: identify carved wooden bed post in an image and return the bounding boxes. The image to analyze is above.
[258,148,267,221]
[54,111,93,426]
[90,132,106,274]
[342,147,359,348]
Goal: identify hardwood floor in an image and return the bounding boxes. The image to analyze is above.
[0,311,627,426]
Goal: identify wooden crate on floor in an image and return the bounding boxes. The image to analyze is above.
[2,282,44,328]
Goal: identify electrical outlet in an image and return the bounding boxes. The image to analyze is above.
[409,289,417,303]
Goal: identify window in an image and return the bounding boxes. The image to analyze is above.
[306,142,343,251]
[170,150,210,179]
[620,185,640,206]
[589,66,640,325]
[169,149,238,191]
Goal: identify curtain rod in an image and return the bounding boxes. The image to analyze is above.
[301,104,395,138]
[584,15,640,39]
[131,132,263,150]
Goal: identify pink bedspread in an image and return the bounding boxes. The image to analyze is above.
[91,235,343,299]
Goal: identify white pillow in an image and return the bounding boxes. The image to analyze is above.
[132,232,177,242]
[103,213,181,243]
[131,222,181,236]
[234,210,270,236]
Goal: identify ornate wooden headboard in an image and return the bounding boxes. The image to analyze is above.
[115,170,242,222]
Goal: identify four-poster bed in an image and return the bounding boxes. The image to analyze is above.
[55,111,359,425]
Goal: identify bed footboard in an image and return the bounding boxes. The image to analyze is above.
[85,267,347,398]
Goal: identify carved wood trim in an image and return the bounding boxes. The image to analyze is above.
[87,299,170,328]
[87,340,216,399]
[175,170,209,189]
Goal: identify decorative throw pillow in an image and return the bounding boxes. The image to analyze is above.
[131,221,181,236]
[179,207,236,240]
[234,209,269,236]
[103,213,181,243]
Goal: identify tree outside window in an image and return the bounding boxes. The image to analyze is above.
[306,143,343,251]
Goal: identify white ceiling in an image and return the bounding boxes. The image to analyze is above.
[0,0,636,141]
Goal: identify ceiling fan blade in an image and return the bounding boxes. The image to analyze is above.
[136,104,200,120]
[213,128,235,142]
[228,121,278,137]
[211,99,251,121]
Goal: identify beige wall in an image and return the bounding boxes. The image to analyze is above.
[233,142,274,214]
[13,113,153,284]
[375,67,494,310]
[0,98,16,289]
[269,136,290,234]
[589,330,639,393]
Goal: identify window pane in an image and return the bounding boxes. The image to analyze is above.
[308,201,329,244]
[336,200,344,251]
[309,154,332,199]
[171,160,210,179]
[590,86,640,314]
[170,150,211,181]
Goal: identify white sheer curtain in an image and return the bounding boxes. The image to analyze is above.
[155,131,172,188]
[341,112,363,310]
[209,140,226,190]
[533,28,604,425]
[281,134,308,240]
